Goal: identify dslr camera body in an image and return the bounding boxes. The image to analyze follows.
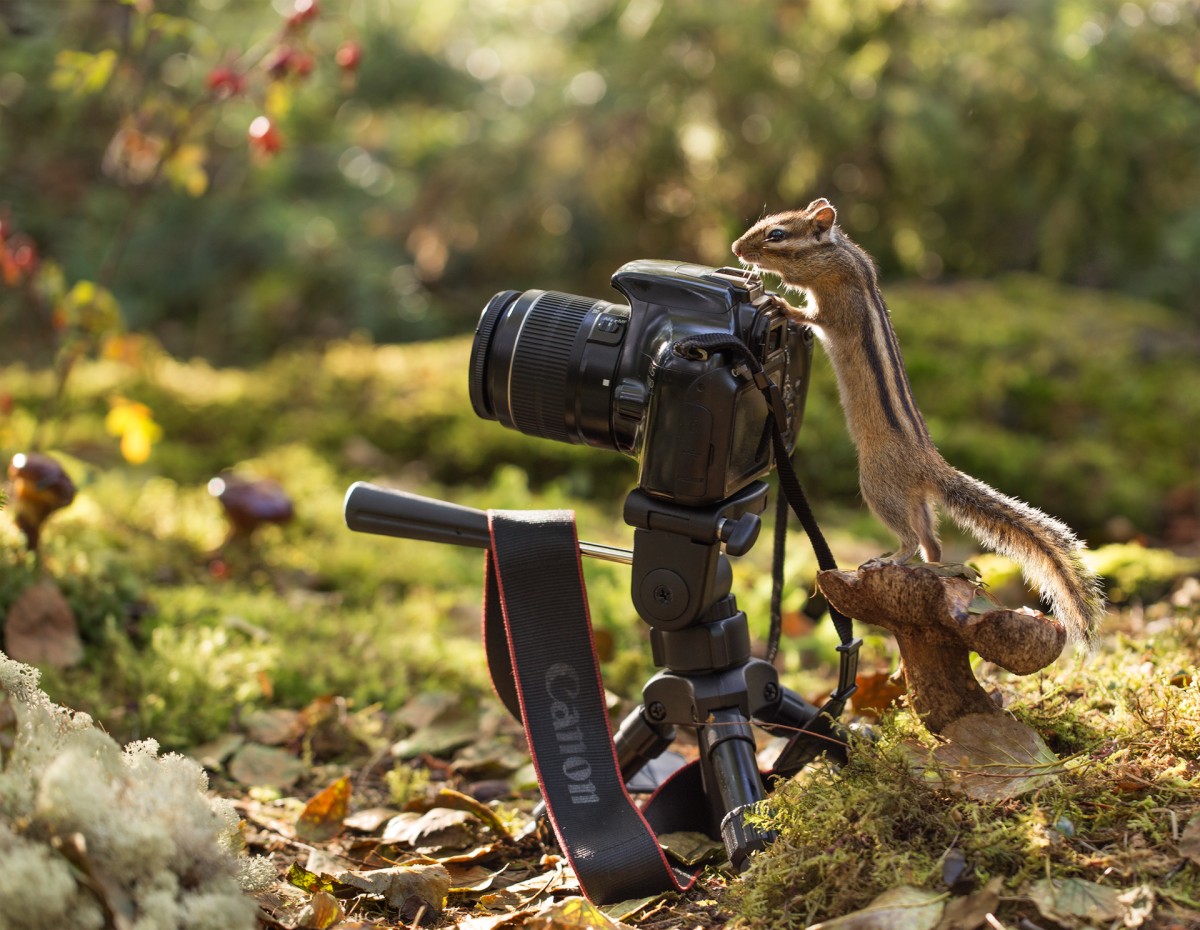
[469,260,814,506]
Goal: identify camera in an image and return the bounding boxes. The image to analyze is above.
[468,260,814,506]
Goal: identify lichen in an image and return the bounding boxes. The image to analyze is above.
[0,652,267,929]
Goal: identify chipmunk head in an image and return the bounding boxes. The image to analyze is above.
[732,198,840,287]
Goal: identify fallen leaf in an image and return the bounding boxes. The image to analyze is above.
[1181,813,1200,866]
[478,863,576,910]
[852,669,907,716]
[343,806,400,833]
[599,894,668,923]
[907,713,1061,802]
[421,787,511,840]
[392,693,483,759]
[188,732,245,771]
[243,707,302,746]
[335,863,451,915]
[4,581,83,668]
[657,831,726,867]
[526,896,633,929]
[286,862,337,896]
[382,807,480,851]
[295,776,352,844]
[809,886,945,930]
[294,890,344,930]
[935,876,1002,930]
[1030,878,1123,925]
[445,862,505,893]
[228,742,307,789]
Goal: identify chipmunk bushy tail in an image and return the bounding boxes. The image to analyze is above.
[934,466,1105,647]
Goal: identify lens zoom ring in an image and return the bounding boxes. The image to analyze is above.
[509,293,592,441]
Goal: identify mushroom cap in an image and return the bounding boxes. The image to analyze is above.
[7,452,77,550]
[208,473,294,534]
[8,452,77,509]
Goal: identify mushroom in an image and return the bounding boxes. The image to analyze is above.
[208,472,294,545]
[817,561,1066,733]
[6,452,76,552]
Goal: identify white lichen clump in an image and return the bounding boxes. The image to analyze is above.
[0,652,272,930]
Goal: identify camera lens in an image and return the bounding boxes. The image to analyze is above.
[469,288,630,449]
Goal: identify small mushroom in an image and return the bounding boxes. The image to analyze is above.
[208,472,294,544]
[7,452,76,552]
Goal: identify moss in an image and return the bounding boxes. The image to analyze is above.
[730,610,1200,928]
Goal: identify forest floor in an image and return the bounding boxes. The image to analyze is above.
[1,319,1198,929]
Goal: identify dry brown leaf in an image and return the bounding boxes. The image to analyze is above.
[478,863,576,910]
[4,581,83,668]
[243,707,302,746]
[227,742,307,789]
[1181,813,1200,866]
[910,713,1061,802]
[293,890,344,930]
[343,806,400,833]
[935,877,1002,930]
[421,787,511,840]
[334,863,451,915]
[1029,878,1121,925]
[852,669,907,717]
[657,830,726,866]
[808,886,945,930]
[295,776,352,844]
[382,807,480,851]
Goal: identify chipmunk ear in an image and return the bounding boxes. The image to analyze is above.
[804,197,831,213]
[811,203,837,236]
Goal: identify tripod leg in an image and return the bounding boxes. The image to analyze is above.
[613,705,676,785]
[757,686,850,778]
[700,708,776,871]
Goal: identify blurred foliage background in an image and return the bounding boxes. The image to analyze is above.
[1,0,1198,360]
[0,0,1198,575]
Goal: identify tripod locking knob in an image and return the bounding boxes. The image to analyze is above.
[717,512,761,557]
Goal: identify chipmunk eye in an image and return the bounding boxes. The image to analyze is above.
[766,228,788,242]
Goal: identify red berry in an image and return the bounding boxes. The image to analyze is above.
[286,0,318,28]
[11,241,37,277]
[205,66,245,98]
[335,40,362,72]
[248,116,283,154]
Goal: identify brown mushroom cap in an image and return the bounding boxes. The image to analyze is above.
[208,473,294,538]
[7,452,77,550]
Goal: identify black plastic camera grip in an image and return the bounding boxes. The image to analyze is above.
[343,482,491,549]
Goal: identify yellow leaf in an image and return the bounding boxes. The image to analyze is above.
[295,776,352,844]
[164,144,209,197]
[106,397,162,465]
[265,80,293,120]
[50,49,118,96]
[61,280,122,337]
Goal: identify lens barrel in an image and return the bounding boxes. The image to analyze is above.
[469,288,630,450]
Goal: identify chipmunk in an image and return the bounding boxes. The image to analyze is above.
[732,198,1105,645]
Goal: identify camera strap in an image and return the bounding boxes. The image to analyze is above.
[483,509,697,904]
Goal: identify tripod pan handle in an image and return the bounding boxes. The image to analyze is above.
[343,482,491,549]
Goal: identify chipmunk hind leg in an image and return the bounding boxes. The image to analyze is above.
[862,484,939,565]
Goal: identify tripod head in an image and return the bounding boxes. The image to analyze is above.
[624,481,767,632]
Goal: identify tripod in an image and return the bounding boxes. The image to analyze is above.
[344,479,851,871]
